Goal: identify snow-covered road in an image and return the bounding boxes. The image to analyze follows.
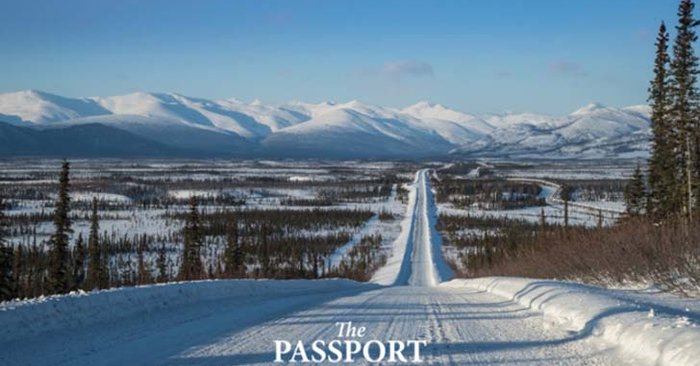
[407,170,454,287]
[2,170,698,365]
[173,286,623,365]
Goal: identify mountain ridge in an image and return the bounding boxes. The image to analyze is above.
[0,90,651,159]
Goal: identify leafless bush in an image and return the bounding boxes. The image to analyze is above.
[462,217,700,296]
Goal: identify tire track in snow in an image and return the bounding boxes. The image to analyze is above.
[408,169,454,287]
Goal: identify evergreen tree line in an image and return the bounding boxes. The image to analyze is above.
[0,197,13,300]
[0,161,378,301]
[628,0,700,219]
[0,161,247,300]
[168,207,372,235]
[329,234,385,281]
[0,161,113,300]
[434,178,546,210]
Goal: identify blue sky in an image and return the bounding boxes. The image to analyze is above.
[0,0,679,114]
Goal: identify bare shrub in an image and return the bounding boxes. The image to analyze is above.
[457,216,700,296]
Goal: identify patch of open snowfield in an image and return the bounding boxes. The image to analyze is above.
[167,189,227,199]
[497,161,636,180]
[437,162,628,227]
[573,200,626,213]
[7,208,173,249]
[69,192,132,203]
[0,179,55,185]
[439,203,619,228]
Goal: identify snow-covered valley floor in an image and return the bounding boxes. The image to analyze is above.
[1,170,698,365]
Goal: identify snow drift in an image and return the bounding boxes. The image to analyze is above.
[444,277,700,366]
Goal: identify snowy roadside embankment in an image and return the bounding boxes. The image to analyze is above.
[371,172,419,286]
[443,277,700,366]
[0,279,372,345]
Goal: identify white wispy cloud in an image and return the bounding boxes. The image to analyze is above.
[380,60,435,79]
[548,61,588,77]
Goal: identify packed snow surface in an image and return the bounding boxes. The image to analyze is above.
[1,169,698,365]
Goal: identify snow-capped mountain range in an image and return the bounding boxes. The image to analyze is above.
[0,90,651,159]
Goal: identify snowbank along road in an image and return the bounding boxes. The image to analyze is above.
[1,169,699,365]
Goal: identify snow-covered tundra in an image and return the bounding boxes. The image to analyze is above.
[1,170,699,366]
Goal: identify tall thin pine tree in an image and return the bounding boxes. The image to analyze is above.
[259,224,271,277]
[560,185,572,227]
[86,198,104,289]
[136,241,150,285]
[670,0,700,219]
[647,22,677,217]
[0,197,15,301]
[224,215,244,278]
[625,164,647,216]
[72,233,85,291]
[178,196,204,281]
[12,246,23,299]
[156,243,168,283]
[47,160,72,295]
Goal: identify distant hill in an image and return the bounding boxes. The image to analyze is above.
[0,122,189,157]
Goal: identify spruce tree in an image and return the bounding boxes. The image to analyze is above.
[223,215,245,278]
[560,185,572,227]
[0,245,12,301]
[0,197,6,243]
[259,224,271,277]
[625,164,647,216]
[539,207,546,228]
[178,196,203,280]
[0,197,15,301]
[136,241,150,285]
[12,246,23,299]
[670,0,700,219]
[72,233,85,291]
[156,243,168,283]
[86,198,103,289]
[99,234,110,289]
[647,22,677,217]
[47,160,73,295]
